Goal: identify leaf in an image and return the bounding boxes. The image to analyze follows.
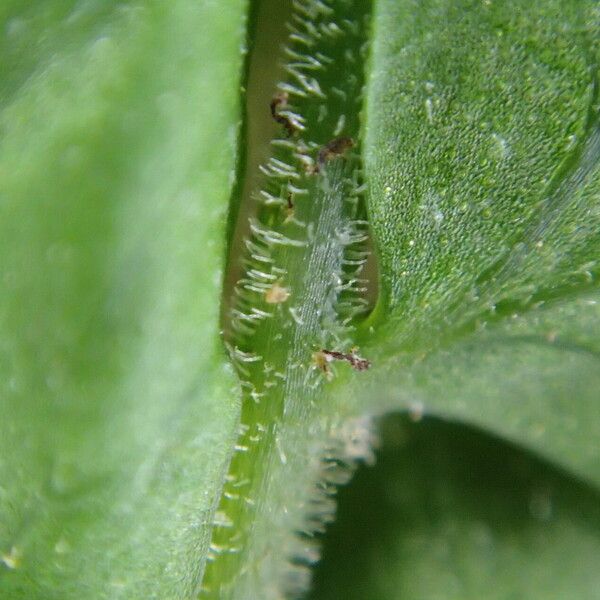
[354,0,600,482]
[311,416,600,600]
[312,0,600,597]
[0,1,245,597]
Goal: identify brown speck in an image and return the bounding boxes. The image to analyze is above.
[270,92,296,137]
[314,347,371,379]
[265,282,290,304]
[286,191,294,211]
[322,347,371,371]
[283,191,295,222]
[316,136,355,169]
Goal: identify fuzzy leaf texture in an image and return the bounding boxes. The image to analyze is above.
[1,1,600,600]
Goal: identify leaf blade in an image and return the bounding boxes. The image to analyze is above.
[0,1,246,597]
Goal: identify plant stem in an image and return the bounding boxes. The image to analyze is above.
[202,1,373,596]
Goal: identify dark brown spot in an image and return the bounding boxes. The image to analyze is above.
[320,347,371,372]
[270,91,296,137]
[317,136,355,167]
[286,191,294,211]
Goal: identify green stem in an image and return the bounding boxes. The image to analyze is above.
[202,1,373,596]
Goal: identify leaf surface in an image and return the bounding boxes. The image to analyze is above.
[354,0,600,483]
[0,2,245,597]
[312,416,600,600]
[313,1,600,597]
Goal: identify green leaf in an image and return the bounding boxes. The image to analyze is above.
[0,1,245,597]
[311,416,600,600]
[355,0,600,482]
[314,0,600,596]
[365,0,599,333]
